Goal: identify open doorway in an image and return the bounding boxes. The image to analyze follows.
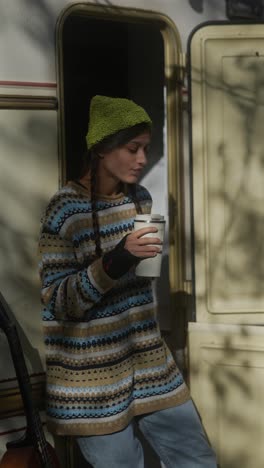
[56,3,188,344]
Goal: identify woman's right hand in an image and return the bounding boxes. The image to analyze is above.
[124,227,162,258]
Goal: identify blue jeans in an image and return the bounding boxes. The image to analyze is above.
[77,400,217,467]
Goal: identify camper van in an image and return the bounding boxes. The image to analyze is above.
[0,0,263,466]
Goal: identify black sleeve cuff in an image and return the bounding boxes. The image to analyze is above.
[102,235,140,279]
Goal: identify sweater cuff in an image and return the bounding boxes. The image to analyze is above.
[102,235,140,279]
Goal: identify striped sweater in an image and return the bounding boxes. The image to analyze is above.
[38,181,190,436]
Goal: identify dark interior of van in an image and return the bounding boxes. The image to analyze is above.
[61,14,164,182]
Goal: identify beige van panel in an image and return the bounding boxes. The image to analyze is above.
[188,321,264,468]
[0,108,58,374]
[190,24,264,323]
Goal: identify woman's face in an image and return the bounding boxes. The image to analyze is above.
[98,131,151,185]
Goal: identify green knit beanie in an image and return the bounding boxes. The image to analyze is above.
[86,95,152,149]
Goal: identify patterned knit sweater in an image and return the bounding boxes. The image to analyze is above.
[38,181,190,436]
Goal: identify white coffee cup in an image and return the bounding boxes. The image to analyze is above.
[134,214,165,277]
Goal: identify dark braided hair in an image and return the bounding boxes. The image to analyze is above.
[89,153,102,257]
[80,122,151,258]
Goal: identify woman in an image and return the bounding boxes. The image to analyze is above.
[39,95,217,467]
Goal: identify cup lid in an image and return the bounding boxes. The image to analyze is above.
[135,214,165,221]
[151,214,164,221]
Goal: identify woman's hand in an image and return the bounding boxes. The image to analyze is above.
[124,227,162,258]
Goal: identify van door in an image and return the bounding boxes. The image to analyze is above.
[188,23,264,467]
